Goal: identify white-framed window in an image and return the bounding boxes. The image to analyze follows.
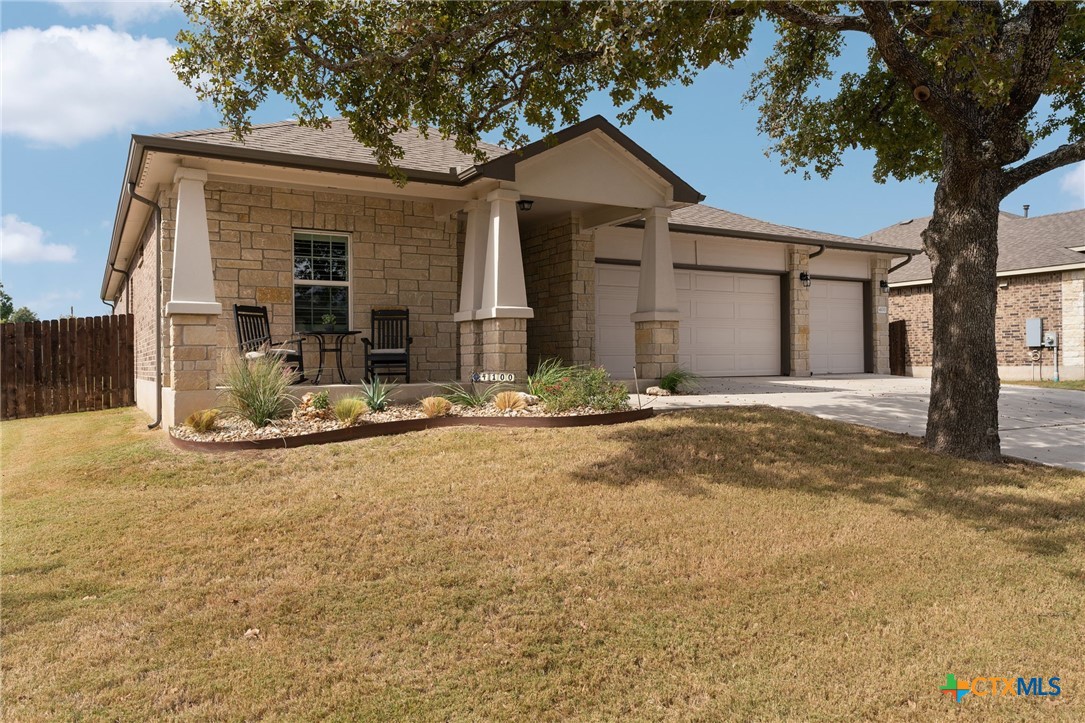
[293,230,350,331]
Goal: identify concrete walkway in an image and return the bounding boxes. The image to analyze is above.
[634,375,1085,471]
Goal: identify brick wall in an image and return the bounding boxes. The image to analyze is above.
[154,182,463,384]
[522,216,595,368]
[115,209,164,385]
[889,271,1069,368]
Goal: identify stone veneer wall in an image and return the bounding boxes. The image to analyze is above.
[786,246,811,375]
[158,182,462,384]
[889,271,1072,368]
[870,257,891,374]
[521,216,595,368]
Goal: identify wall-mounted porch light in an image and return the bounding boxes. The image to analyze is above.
[799,271,811,288]
[880,279,890,291]
[516,199,535,212]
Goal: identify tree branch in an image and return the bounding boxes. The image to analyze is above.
[1000,138,1085,195]
[764,2,870,33]
[999,1,1070,124]
[857,1,976,142]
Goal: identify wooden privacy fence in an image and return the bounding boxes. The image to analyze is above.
[889,319,907,376]
[1,314,134,420]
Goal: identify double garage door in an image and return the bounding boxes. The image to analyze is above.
[596,264,865,376]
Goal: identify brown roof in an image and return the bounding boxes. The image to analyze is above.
[145,115,703,202]
[670,204,911,252]
[869,209,1085,283]
[153,117,510,177]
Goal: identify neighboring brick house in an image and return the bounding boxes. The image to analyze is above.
[869,209,1085,380]
[102,116,910,426]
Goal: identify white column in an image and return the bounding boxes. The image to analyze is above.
[478,188,533,319]
[453,199,489,321]
[165,167,222,316]
[630,207,679,322]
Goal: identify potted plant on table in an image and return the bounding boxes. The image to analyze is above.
[320,313,337,332]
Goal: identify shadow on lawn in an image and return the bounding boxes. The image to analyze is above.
[577,407,1085,562]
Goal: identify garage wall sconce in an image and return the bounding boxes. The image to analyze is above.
[799,271,811,288]
[516,199,535,212]
[879,280,890,291]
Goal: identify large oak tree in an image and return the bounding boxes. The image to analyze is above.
[173,1,1085,462]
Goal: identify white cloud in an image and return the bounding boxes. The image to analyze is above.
[1,215,77,264]
[0,24,199,146]
[1060,163,1085,203]
[55,1,179,29]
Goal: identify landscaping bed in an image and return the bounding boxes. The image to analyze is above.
[172,356,649,450]
[170,407,654,451]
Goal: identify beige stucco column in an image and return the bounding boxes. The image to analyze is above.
[164,167,222,426]
[787,246,811,376]
[630,207,680,380]
[870,257,891,374]
[167,167,222,316]
[456,189,533,381]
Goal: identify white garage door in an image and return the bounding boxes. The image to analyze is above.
[809,280,865,374]
[595,264,781,376]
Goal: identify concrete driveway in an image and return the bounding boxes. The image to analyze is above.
[635,375,1085,471]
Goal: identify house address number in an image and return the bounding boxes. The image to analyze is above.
[472,372,517,383]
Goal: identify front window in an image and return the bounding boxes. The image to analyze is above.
[293,231,350,331]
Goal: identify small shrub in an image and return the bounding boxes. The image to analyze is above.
[310,390,330,410]
[420,396,452,418]
[527,358,578,396]
[358,377,396,411]
[659,367,700,394]
[221,353,297,427]
[494,390,527,412]
[184,408,219,433]
[537,366,629,413]
[438,381,500,408]
[334,397,369,425]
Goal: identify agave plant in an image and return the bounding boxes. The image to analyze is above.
[437,381,501,408]
[357,377,396,411]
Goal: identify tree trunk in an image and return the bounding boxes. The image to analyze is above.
[922,150,1002,462]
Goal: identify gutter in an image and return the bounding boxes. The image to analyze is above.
[127,182,163,431]
[621,220,916,256]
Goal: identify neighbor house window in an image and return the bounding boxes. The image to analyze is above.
[293,231,350,331]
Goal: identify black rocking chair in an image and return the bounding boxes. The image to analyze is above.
[362,308,413,382]
[233,304,307,382]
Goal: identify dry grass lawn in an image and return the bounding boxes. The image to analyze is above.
[1002,379,1085,392]
[2,407,1083,720]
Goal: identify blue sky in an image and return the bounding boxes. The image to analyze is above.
[2,1,1082,319]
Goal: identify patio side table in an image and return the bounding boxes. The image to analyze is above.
[299,331,361,384]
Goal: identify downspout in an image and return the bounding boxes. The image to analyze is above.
[105,262,132,314]
[127,182,163,430]
[809,244,826,260]
[888,254,914,276]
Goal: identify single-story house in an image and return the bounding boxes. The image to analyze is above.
[869,209,1085,380]
[101,116,912,426]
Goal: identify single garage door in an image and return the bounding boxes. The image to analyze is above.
[809,279,866,373]
[595,264,781,376]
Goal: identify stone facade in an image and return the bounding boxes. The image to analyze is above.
[633,320,679,379]
[786,246,811,376]
[1062,270,1085,373]
[889,270,1084,377]
[481,318,529,380]
[870,257,891,374]
[182,181,462,383]
[522,216,595,367]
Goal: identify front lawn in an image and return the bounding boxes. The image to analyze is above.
[2,407,1083,719]
[1002,378,1085,392]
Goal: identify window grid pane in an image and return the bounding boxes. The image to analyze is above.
[293,232,349,330]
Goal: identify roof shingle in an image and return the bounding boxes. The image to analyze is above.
[869,209,1085,283]
[155,117,510,175]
